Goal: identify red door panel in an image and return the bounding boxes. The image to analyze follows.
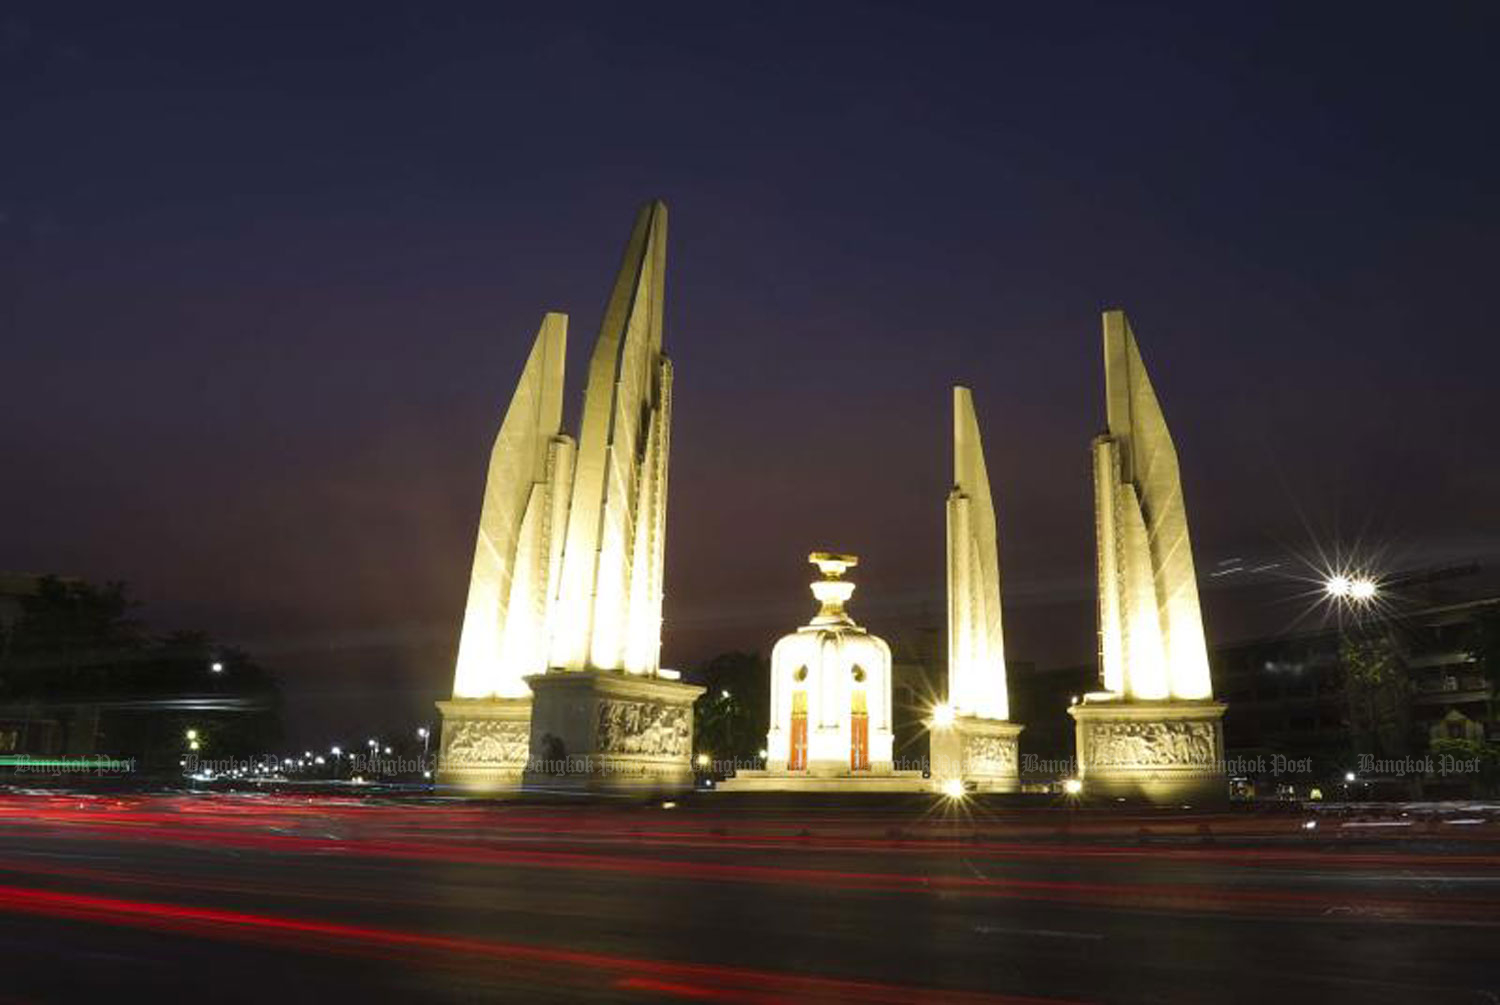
[851,713,869,771]
[790,714,808,771]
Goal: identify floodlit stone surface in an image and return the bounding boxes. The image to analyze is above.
[439,202,695,794]
[947,386,1010,718]
[520,670,703,795]
[936,387,1020,792]
[1092,310,1212,701]
[722,555,927,792]
[1074,310,1225,803]
[450,314,572,701]
[550,201,672,676]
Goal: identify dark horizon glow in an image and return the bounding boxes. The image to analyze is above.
[4,4,1498,741]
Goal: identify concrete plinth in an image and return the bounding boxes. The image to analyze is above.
[521,669,704,795]
[930,716,1023,793]
[716,767,930,793]
[1069,699,1227,805]
[435,697,532,794]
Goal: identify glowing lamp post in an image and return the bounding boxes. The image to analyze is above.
[1326,574,1378,603]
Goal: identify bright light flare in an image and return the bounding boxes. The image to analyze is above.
[1324,575,1351,599]
[1063,778,1083,796]
[1349,578,1377,601]
[929,702,956,729]
[941,778,966,799]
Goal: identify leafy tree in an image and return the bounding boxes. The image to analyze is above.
[690,651,769,767]
[1,577,143,693]
[1340,630,1408,758]
[0,578,282,770]
[1429,737,1500,796]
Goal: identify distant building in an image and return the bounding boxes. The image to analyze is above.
[1217,596,1498,760]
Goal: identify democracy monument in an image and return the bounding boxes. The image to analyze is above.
[436,201,703,794]
[1069,310,1227,802]
[434,201,1225,803]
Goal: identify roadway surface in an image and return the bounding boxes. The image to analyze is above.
[0,791,1496,1003]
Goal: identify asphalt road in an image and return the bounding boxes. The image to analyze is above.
[0,791,1495,1003]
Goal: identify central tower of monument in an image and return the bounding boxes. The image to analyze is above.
[1069,310,1227,803]
[719,553,927,791]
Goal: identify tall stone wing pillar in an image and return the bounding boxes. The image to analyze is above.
[1071,310,1227,804]
[524,201,703,795]
[438,314,571,791]
[437,202,702,796]
[931,387,1022,793]
[549,201,671,675]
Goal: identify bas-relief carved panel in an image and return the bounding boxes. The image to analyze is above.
[964,735,1017,775]
[596,699,690,757]
[444,719,529,767]
[1084,720,1217,768]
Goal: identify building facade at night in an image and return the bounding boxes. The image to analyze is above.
[1215,596,1499,784]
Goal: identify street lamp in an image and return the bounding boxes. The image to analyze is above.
[1326,573,1378,603]
[210,661,224,673]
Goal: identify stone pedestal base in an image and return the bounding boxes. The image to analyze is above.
[1069,698,1228,805]
[715,766,929,793]
[435,697,532,794]
[521,669,705,796]
[930,717,1023,793]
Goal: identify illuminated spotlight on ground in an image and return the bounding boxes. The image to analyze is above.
[1324,574,1352,598]
[941,778,966,799]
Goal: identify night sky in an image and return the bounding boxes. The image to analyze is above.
[5,3,1498,743]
